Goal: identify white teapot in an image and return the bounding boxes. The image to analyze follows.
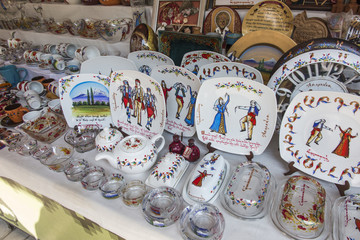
[95,134,165,174]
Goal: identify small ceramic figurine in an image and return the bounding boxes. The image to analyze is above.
[183,138,200,162]
[169,134,185,154]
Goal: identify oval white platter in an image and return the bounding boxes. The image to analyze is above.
[180,50,230,75]
[127,50,174,76]
[110,70,166,139]
[59,74,113,128]
[195,77,277,155]
[279,91,360,186]
[197,62,263,84]
[150,65,201,137]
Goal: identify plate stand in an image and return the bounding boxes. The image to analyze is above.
[206,142,217,154]
[283,161,298,176]
[335,181,350,197]
[245,151,254,162]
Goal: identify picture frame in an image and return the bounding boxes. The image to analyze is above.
[151,0,207,34]
[212,0,332,9]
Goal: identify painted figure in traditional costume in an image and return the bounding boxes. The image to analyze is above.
[332,126,358,158]
[173,82,187,119]
[184,85,197,126]
[161,80,172,104]
[210,93,230,135]
[144,88,156,130]
[235,100,261,140]
[306,119,332,146]
[119,80,132,123]
[132,79,144,126]
[192,170,213,187]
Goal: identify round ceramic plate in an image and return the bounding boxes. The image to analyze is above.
[59,74,113,128]
[279,91,360,187]
[242,0,293,37]
[202,6,242,38]
[150,65,201,137]
[227,30,296,85]
[128,50,175,76]
[197,62,263,84]
[195,77,277,155]
[80,56,137,76]
[268,49,360,126]
[110,70,166,139]
[180,50,230,75]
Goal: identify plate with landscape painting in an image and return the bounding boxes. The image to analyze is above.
[127,50,175,76]
[110,70,166,139]
[197,62,263,84]
[279,91,360,187]
[195,77,277,155]
[181,50,230,75]
[59,74,112,128]
[227,30,296,85]
[151,65,201,137]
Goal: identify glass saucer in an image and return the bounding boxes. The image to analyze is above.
[99,173,125,199]
[64,158,90,182]
[142,187,183,227]
[121,180,147,207]
[179,203,225,240]
[81,166,105,190]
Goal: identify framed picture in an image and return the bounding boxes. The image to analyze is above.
[213,0,332,9]
[213,0,264,8]
[151,0,207,34]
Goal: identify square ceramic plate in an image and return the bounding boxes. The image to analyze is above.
[80,56,137,76]
[279,91,360,187]
[59,74,113,128]
[195,77,277,155]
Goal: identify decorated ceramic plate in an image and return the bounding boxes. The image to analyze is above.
[128,50,175,76]
[181,50,230,75]
[227,30,296,85]
[268,49,360,126]
[197,62,263,84]
[279,91,360,186]
[242,0,293,37]
[158,31,222,66]
[150,65,201,137]
[202,6,242,39]
[110,70,166,139]
[80,56,137,77]
[59,74,113,128]
[195,77,277,155]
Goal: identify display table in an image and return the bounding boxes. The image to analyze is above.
[0,128,358,240]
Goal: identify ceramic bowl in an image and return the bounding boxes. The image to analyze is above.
[39,144,74,172]
[179,203,225,240]
[99,173,125,199]
[221,162,274,219]
[145,152,189,189]
[94,18,133,42]
[64,158,90,182]
[332,194,360,240]
[81,166,106,190]
[183,153,230,204]
[271,176,331,240]
[142,187,184,227]
[121,180,147,207]
[95,127,123,152]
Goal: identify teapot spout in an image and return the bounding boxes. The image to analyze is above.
[95,152,117,169]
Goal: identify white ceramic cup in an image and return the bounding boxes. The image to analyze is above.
[22,109,46,122]
[82,46,100,61]
[52,54,66,71]
[17,81,30,92]
[24,90,41,109]
[28,81,44,95]
[66,58,81,73]
[48,99,61,113]
[47,81,59,97]
[75,47,85,62]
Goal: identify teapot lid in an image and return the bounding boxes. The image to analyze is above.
[97,127,122,143]
[119,135,146,153]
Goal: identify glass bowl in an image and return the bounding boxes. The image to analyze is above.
[270,175,331,240]
[64,158,90,182]
[121,180,147,207]
[179,203,225,240]
[142,187,183,227]
[81,166,105,190]
[8,134,37,156]
[64,125,100,153]
[220,162,274,219]
[39,144,74,172]
[99,173,125,199]
[332,194,360,240]
[94,18,133,42]
[31,142,52,160]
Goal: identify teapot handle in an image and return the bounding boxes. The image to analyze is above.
[151,134,165,152]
